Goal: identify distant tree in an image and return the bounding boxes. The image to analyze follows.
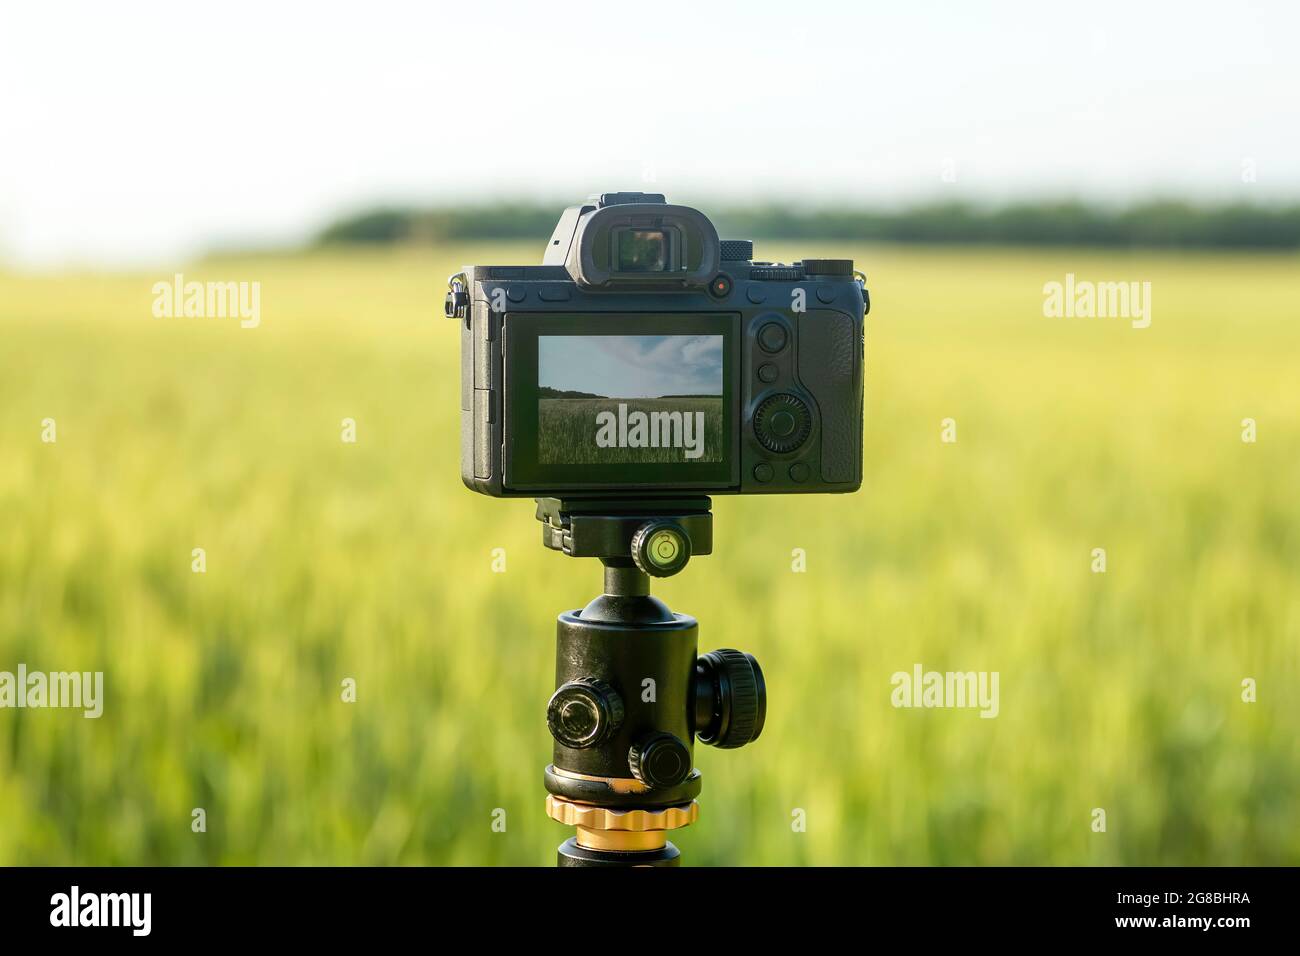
[315,200,1300,250]
[538,386,606,399]
[317,208,414,244]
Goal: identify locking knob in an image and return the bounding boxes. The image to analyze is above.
[628,732,692,789]
[695,649,766,749]
[631,520,691,577]
[547,679,624,749]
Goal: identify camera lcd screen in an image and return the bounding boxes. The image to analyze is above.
[503,313,737,492]
[538,334,724,464]
[617,229,669,272]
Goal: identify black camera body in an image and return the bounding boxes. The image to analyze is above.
[449,192,867,498]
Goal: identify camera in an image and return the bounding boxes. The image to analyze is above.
[447,192,867,497]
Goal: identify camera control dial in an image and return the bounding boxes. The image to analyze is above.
[801,258,855,276]
[753,393,812,454]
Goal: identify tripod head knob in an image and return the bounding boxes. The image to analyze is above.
[547,679,625,749]
[630,520,692,577]
[628,732,693,789]
[695,649,766,749]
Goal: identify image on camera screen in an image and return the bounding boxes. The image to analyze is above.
[538,334,723,464]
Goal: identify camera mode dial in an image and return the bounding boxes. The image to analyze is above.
[753,393,812,454]
[801,258,854,276]
[720,240,753,261]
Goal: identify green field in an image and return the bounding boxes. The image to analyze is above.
[538,396,724,464]
[0,241,1297,865]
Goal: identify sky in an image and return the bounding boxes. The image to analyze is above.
[540,335,724,398]
[1,0,1296,268]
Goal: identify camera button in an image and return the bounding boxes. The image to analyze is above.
[816,287,837,304]
[753,463,774,483]
[709,274,733,298]
[506,287,526,303]
[757,363,778,383]
[758,322,787,353]
[746,286,767,304]
[770,411,797,438]
[789,462,810,483]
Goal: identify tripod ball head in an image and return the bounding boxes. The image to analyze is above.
[538,497,766,865]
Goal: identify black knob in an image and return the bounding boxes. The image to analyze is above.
[695,649,766,749]
[753,393,812,454]
[547,679,624,749]
[720,240,754,261]
[631,520,691,577]
[628,732,692,788]
[758,321,788,353]
[801,258,854,276]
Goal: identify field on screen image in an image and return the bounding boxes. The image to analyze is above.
[0,240,1297,866]
[538,396,723,464]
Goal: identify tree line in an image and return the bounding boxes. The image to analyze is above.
[315,199,1300,249]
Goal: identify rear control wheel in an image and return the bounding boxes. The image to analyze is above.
[753,393,812,454]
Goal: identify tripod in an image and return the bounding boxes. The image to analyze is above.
[537,497,766,867]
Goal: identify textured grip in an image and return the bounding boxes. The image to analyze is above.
[751,265,803,281]
[797,311,861,484]
[705,649,762,749]
[801,258,854,276]
[720,240,753,261]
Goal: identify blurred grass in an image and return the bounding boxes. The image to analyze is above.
[0,242,1297,865]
